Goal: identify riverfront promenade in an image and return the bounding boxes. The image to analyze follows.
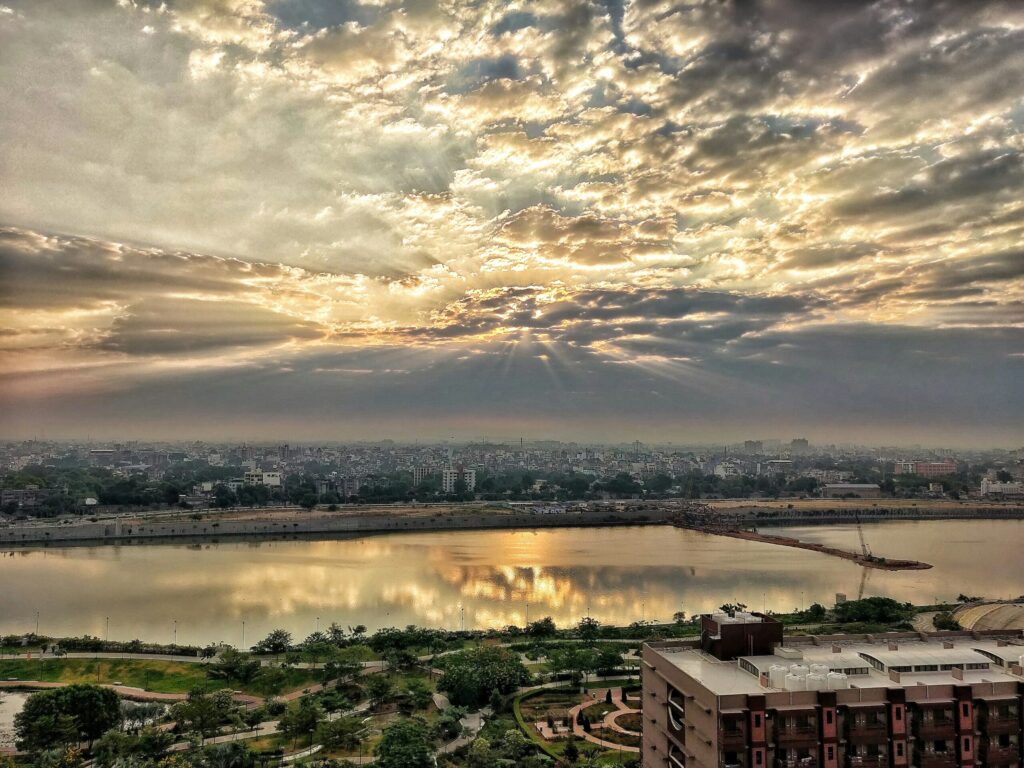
[1,498,1021,548]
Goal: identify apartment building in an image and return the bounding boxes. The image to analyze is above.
[894,462,958,477]
[442,466,476,493]
[641,613,1024,768]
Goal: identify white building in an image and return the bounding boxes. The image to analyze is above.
[442,467,476,493]
[981,478,1023,496]
[243,471,282,487]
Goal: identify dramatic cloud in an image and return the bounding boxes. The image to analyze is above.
[0,0,1022,444]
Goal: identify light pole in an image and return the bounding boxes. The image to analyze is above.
[241,620,245,650]
[35,610,39,636]
[173,619,177,646]
[105,616,109,644]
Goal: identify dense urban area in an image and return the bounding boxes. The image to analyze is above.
[2,439,1023,519]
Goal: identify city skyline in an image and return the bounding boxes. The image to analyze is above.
[2,1,1023,444]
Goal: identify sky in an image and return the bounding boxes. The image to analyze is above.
[0,0,1022,446]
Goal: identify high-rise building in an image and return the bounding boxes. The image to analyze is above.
[641,612,1024,768]
[412,466,431,486]
[442,466,476,493]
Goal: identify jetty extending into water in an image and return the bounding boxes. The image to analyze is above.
[672,504,933,570]
[674,521,932,570]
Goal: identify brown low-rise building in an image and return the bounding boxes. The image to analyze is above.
[642,613,1024,768]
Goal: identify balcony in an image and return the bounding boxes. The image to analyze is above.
[846,755,888,768]
[914,753,957,768]
[776,759,817,768]
[912,721,955,740]
[846,722,888,745]
[981,714,1020,735]
[982,746,1020,766]
[720,728,748,750]
[775,725,818,745]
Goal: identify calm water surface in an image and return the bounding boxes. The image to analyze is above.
[0,520,1020,645]
[0,692,28,748]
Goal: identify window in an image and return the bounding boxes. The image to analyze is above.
[963,738,970,752]
[895,708,902,722]
[756,752,763,765]
[826,710,834,725]
[896,743,904,758]
[827,747,834,761]
[754,714,762,728]
[962,704,970,718]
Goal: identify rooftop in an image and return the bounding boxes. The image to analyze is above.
[652,636,1024,696]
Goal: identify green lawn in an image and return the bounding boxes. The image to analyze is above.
[0,658,321,697]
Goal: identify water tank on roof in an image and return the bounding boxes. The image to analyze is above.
[806,673,827,691]
[769,665,788,688]
[827,672,849,690]
[810,663,830,677]
[790,664,810,677]
[785,673,807,691]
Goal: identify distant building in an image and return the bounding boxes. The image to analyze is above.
[981,478,1023,496]
[894,460,958,477]
[339,477,362,498]
[714,460,745,478]
[789,438,810,455]
[821,483,881,498]
[412,466,431,486]
[758,459,793,476]
[243,471,282,487]
[744,440,764,455]
[442,467,476,493]
[1,486,48,509]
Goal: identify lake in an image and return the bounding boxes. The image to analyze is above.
[0,519,1020,645]
[0,692,27,751]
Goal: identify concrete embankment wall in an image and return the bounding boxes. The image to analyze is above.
[0,507,676,548]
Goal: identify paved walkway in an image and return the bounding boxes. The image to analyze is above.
[565,687,640,754]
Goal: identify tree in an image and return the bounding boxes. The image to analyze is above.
[548,646,597,687]
[806,603,828,621]
[576,617,601,644]
[467,736,492,768]
[375,717,433,768]
[317,716,364,751]
[404,678,433,711]
[564,737,580,764]
[252,629,292,655]
[93,727,174,767]
[526,617,557,637]
[207,648,261,683]
[171,689,233,742]
[437,647,531,707]
[15,684,121,752]
[595,645,624,676]
[366,674,395,710]
[278,699,324,744]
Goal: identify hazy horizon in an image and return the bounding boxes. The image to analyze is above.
[1,1,1022,443]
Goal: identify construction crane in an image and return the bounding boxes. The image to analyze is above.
[854,512,872,558]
